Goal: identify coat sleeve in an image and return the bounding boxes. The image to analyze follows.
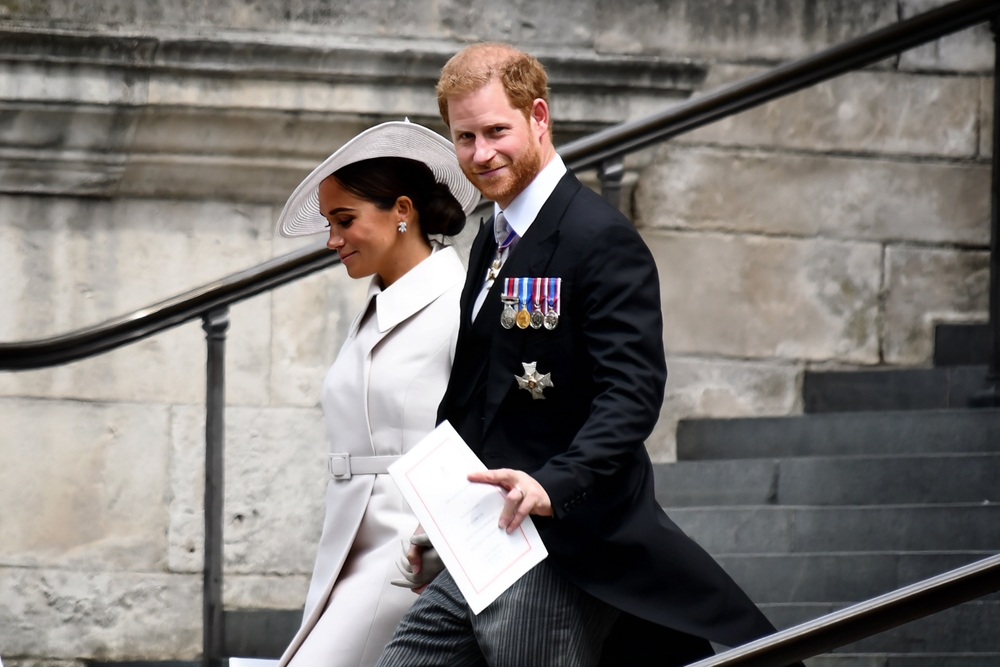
[530,219,667,518]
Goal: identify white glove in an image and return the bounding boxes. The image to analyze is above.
[390,532,445,589]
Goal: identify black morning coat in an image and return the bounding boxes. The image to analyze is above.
[438,171,801,667]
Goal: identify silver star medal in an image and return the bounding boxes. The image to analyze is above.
[515,361,553,400]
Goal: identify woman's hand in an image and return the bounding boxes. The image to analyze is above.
[467,468,553,533]
[391,525,444,594]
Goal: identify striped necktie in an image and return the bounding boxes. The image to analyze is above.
[485,212,516,290]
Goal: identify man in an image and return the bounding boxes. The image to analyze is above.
[378,43,789,667]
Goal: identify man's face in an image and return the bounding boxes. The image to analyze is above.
[447,79,543,209]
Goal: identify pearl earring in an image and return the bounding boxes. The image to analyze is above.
[397,220,407,233]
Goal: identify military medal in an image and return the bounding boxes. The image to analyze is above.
[500,278,517,329]
[530,277,544,329]
[516,277,531,329]
[485,257,502,288]
[544,277,560,330]
[515,361,553,400]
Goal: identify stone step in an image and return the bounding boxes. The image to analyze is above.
[760,601,1000,654]
[713,552,999,604]
[802,366,987,414]
[676,409,1000,460]
[934,323,991,367]
[805,654,1000,667]
[653,453,1000,507]
[667,504,1000,555]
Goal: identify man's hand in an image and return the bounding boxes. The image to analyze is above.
[467,468,553,533]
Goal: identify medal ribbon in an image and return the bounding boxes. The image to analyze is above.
[519,277,529,311]
[532,277,542,313]
[553,278,560,315]
[499,227,517,251]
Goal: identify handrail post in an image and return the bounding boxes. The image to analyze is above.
[202,307,229,666]
[598,156,625,211]
[972,14,1000,406]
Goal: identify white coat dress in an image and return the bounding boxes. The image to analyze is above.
[278,244,465,667]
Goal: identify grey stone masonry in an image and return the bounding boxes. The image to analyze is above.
[1,0,996,663]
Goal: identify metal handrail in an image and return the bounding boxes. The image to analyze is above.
[0,240,339,370]
[688,553,1000,667]
[0,0,997,664]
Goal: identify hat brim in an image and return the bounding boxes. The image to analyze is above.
[276,121,480,238]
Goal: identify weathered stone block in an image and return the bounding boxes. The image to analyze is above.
[129,108,371,161]
[635,146,990,246]
[682,66,980,158]
[147,73,439,117]
[0,567,200,660]
[982,76,994,159]
[224,574,311,610]
[0,26,703,201]
[646,357,802,462]
[0,0,596,46]
[883,246,990,365]
[0,398,170,571]
[899,1,996,72]
[0,61,148,106]
[0,151,127,198]
[168,405,327,576]
[0,195,273,405]
[643,230,882,363]
[594,0,896,60]
[268,259,370,408]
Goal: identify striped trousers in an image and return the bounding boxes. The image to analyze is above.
[375,561,620,667]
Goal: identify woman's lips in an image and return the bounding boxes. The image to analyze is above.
[339,250,357,262]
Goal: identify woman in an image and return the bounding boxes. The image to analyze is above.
[274,121,479,667]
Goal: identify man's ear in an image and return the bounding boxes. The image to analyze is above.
[530,98,550,139]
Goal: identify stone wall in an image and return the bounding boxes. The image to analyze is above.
[635,3,994,454]
[0,0,993,663]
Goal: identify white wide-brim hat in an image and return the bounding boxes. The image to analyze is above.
[276,120,480,237]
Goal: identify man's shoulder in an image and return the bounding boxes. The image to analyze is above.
[556,181,641,242]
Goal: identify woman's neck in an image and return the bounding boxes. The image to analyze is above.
[378,237,432,288]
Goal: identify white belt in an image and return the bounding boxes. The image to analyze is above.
[328,453,401,480]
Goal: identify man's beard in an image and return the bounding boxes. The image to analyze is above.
[464,140,542,204]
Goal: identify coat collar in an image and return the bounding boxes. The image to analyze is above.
[350,243,465,338]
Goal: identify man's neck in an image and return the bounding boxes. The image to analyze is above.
[493,154,567,239]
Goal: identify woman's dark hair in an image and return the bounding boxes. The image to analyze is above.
[332,157,466,238]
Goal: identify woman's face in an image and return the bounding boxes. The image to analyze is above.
[319,176,401,281]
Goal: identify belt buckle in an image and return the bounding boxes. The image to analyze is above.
[328,453,352,480]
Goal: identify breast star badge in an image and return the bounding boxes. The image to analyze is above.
[515,361,553,400]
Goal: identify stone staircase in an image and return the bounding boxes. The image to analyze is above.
[656,325,999,665]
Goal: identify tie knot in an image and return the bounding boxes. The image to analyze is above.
[495,212,516,249]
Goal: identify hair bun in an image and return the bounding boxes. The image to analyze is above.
[422,180,467,237]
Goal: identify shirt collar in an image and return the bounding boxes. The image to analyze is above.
[354,243,465,336]
[494,154,567,239]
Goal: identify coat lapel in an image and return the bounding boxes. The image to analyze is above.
[460,217,496,327]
